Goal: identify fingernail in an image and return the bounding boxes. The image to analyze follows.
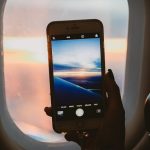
[44,107,49,112]
[44,107,52,116]
[108,69,115,80]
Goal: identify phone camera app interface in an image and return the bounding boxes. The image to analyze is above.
[51,33,103,120]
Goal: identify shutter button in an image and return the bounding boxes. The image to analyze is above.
[76,108,84,117]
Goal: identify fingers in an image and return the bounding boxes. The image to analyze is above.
[65,131,80,142]
[65,130,96,148]
[44,107,52,116]
[105,69,121,100]
[105,69,120,95]
[104,69,124,112]
[108,69,115,80]
[65,131,84,147]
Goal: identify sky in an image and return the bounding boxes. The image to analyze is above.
[52,38,101,72]
[4,0,128,38]
[3,0,128,143]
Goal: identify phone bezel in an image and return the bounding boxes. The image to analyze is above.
[46,19,105,132]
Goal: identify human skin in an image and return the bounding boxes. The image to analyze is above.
[44,69,125,150]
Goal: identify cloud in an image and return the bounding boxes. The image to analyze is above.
[53,64,80,71]
[52,38,101,69]
[4,0,128,38]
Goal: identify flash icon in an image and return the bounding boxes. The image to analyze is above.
[95,34,98,38]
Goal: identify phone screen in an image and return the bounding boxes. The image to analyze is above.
[50,33,104,120]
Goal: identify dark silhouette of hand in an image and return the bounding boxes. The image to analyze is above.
[44,69,125,150]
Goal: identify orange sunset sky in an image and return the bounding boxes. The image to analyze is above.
[3,0,128,143]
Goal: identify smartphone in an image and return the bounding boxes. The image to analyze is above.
[46,19,105,132]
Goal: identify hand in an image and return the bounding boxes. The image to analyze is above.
[97,69,125,150]
[44,69,125,150]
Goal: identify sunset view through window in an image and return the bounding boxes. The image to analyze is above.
[3,0,128,142]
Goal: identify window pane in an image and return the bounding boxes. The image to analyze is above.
[4,0,128,142]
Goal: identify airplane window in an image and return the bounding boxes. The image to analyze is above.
[3,0,128,143]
